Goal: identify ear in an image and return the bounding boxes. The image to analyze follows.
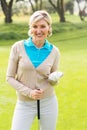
[28,29,33,37]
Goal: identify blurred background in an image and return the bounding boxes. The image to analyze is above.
[0,0,87,130]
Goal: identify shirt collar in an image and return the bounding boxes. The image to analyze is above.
[24,37,51,50]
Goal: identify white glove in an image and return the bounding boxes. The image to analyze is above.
[48,71,63,82]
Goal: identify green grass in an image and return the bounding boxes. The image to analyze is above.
[55,34,87,130]
[0,14,87,130]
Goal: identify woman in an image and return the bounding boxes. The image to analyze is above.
[6,10,60,130]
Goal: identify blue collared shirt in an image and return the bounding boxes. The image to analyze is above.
[24,37,53,68]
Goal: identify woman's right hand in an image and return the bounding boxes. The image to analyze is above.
[30,89,44,100]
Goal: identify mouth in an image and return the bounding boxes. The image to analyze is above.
[36,34,44,37]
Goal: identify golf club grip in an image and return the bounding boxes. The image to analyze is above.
[37,100,40,119]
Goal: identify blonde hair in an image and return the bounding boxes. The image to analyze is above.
[28,10,52,37]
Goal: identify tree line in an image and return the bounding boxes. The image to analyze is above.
[0,0,87,24]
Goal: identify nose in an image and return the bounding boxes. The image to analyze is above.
[36,27,41,33]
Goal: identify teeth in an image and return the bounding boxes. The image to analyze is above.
[37,35,42,37]
[37,34,43,36]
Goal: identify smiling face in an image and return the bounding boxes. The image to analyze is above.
[30,19,50,42]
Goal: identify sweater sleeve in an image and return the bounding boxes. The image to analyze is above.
[6,43,32,97]
[51,46,60,72]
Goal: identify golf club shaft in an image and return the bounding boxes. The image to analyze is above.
[37,100,40,130]
[37,100,40,119]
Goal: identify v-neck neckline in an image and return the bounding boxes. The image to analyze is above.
[22,41,54,69]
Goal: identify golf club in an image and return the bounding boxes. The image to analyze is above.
[37,88,41,130]
[37,99,40,130]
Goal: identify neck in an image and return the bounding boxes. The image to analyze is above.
[32,38,45,48]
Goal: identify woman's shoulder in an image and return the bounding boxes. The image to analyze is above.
[10,40,24,54]
[12,40,24,48]
[53,45,60,54]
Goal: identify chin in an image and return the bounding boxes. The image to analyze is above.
[37,37,44,40]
